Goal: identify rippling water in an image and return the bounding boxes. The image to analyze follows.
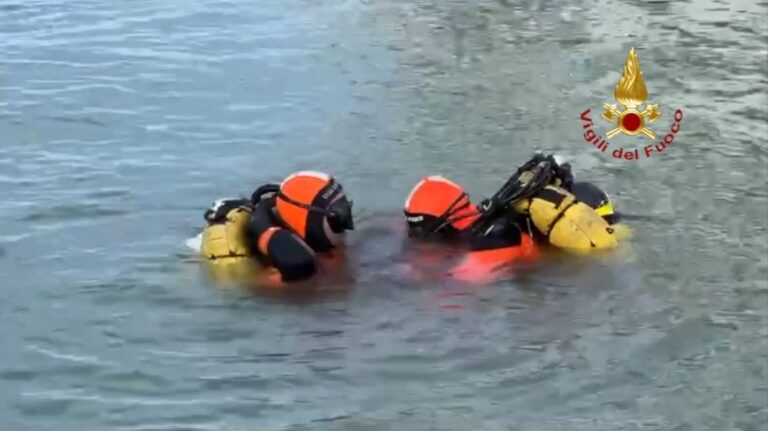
[2,0,767,430]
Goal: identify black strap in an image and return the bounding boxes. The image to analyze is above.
[544,200,597,248]
[545,201,577,240]
[251,183,280,204]
[428,192,471,235]
[207,251,251,260]
[536,188,568,209]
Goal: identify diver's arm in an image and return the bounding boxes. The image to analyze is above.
[255,228,318,282]
[449,216,535,283]
[469,216,524,251]
[246,199,317,282]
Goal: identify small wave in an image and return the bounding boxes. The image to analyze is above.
[21,389,216,406]
[85,188,132,199]
[43,115,107,127]
[0,5,24,14]
[113,424,222,431]
[27,345,113,366]
[22,203,128,222]
[185,233,202,253]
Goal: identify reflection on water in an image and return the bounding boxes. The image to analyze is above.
[1,0,766,430]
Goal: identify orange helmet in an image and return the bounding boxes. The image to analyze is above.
[403,176,479,238]
[275,171,354,251]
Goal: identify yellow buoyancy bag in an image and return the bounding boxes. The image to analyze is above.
[513,185,618,251]
[201,204,253,260]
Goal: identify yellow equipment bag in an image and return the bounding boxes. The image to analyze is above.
[513,185,618,251]
[201,206,253,260]
[202,258,259,287]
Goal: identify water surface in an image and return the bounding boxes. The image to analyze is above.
[1,0,767,430]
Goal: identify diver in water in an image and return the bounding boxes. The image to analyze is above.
[402,174,538,282]
[198,171,354,283]
[403,175,535,253]
[401,154,623,280]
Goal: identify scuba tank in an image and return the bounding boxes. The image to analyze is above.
[199,184,318,282]
[513,185,618,251]
[474,154,620,252]
[201,198,254,260]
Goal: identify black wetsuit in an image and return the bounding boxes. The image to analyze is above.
[244,197,318,282]
[466,214,528,252]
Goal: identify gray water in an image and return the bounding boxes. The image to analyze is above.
[1,0,767,430]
